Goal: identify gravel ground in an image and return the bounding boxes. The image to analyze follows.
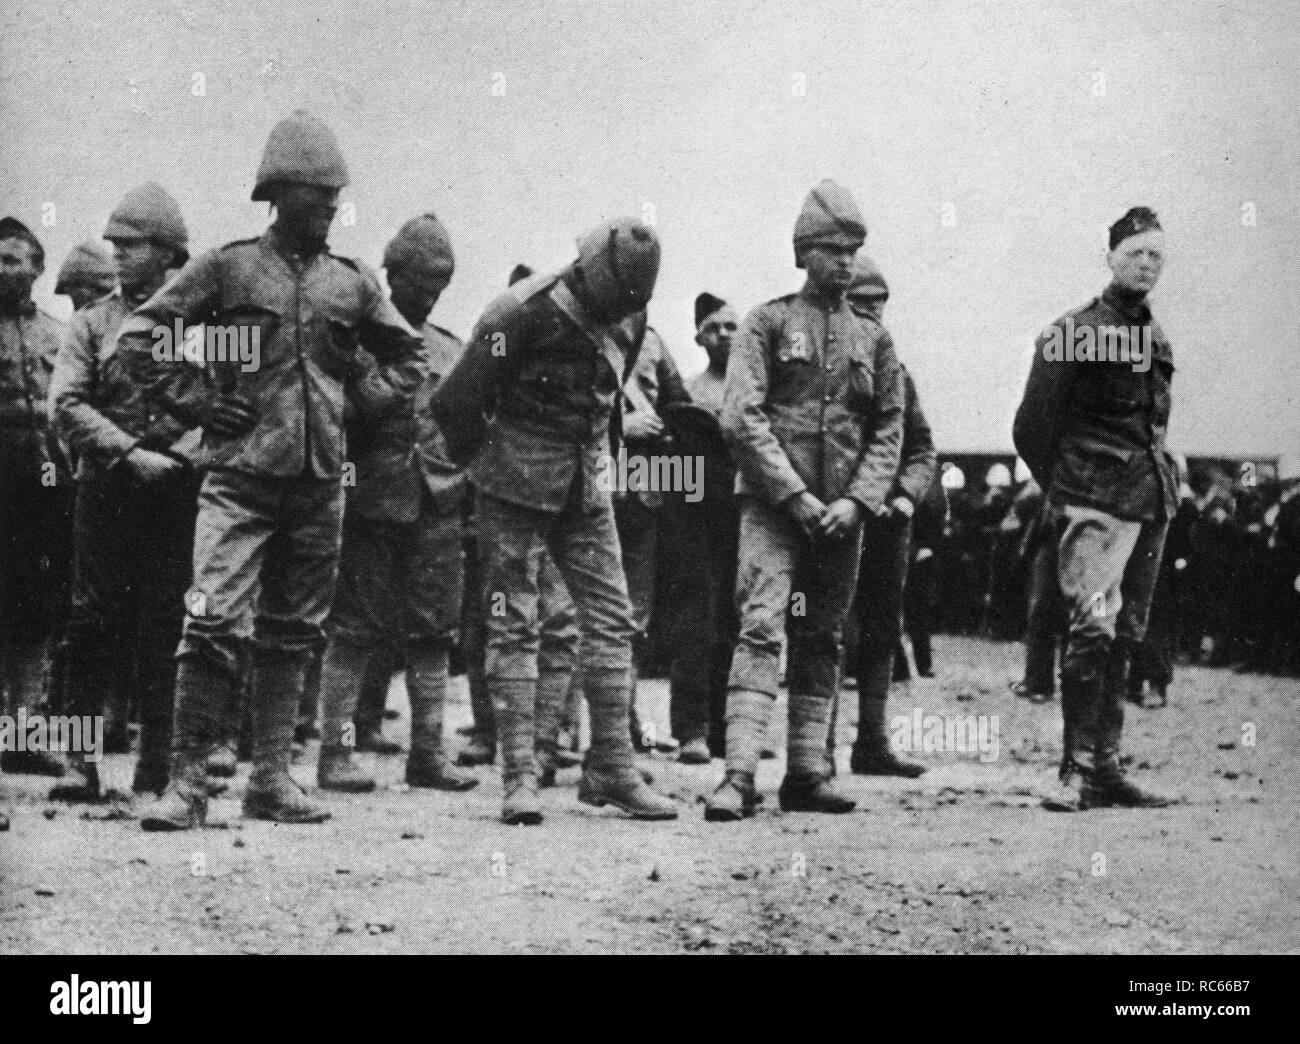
[2,635,1296,954]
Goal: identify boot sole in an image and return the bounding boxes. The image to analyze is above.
[778,802,856,813]
[242,799,331,823]
[317,781,377,793]
[703,804,754,822]
[501,809,543,825]
[407,776,479,791]
[578,791,678,820]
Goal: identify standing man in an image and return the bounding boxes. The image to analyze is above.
[50,183,199,799]
[0,217,71,778]
[54,241,117,313]
[840,256,935,778]
[431,218,679,826]
[705,181,906,820]
[616,317,690,751]
[664,292,740,762]
[315,212,476,794]
[120,111,425,829]
[1013,206,1176,811]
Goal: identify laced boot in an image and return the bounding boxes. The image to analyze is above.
[849,646,924,777]
[579,669,677,819]
[704,687,772,822]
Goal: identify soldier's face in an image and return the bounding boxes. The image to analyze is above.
[273,183,340,249]
[111,238,173,293]
[695,305,738,368]
[387,266,449,327]
[802,243,858,296]
[0,237,41,304]
[1108,229,1165,294]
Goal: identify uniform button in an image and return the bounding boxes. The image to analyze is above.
[825,363,834,371]
[824,393,832,402]
[828,334,836,342]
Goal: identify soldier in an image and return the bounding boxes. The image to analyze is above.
[616,317,690,752]
[0,217,71,778]
[118,111,425,829]
[1014,206,1176,811]
[49,183,199,799]
[839,256,935,778]
[315,213,476,793]
[457,263,586,782]
[54,241,117,313]
[431,218,679,825]
[663,292,740,763]
[704,181,906,820]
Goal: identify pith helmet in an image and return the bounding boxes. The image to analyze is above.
[382,213,454,280]
[55,240,116,296]
[252,110,350,202]
[846,255,888,316]
[576,218,660,318]
[103,183,189,265]
[793,179,865,266]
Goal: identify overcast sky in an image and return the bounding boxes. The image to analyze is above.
[3,0,1296,455]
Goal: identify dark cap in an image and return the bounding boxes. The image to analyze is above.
[1109,207,1161,250]
[694,292,728,328]
[0,217,44,268]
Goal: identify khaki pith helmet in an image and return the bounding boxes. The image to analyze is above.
[382,213,454,280]
[103,183,189,265]
[251,110,350,202]
[576,218,660,318]
[55,240,116,296]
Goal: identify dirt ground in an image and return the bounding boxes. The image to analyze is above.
[2,635,1297,954]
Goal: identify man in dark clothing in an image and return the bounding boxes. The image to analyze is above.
[50,184,198,799]
[1013,206,1177,811]
[0,217,71,779]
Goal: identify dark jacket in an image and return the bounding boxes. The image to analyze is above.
[430,269,640,515]
[1013,285,1177,522]
[0,301,66,484]
[347,322,468,524]
[721,282,905,514]
[118,227,425,481]
[51,289,195,480]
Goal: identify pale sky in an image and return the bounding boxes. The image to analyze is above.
[3,0,1296,455]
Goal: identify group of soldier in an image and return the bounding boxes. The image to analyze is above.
[1,106,1234,837]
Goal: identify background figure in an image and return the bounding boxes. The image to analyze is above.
[0,217,72,779]
[617,319,691,753]
[1011,479,1065,702]
[50,183,199,799]
[899,465,948,680]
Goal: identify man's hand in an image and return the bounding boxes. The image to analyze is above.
[890,495,914,520]
[125,447,180,483]
[200,394,258,438]
[623,409,664,443]
[815,497,862,540]
[788,491,828,537]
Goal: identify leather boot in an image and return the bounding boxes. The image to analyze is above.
[703,770,759,821]
[316,636,376,793]
[579,668,677,820]
[49,753,102,803]
[496,677,542,824]
[1090,649,1174,808]
[140,748,215,830]
[243,649,330,823]
[850,644,924,777]
[1042,656,1105,812]
[406,644,477,791]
